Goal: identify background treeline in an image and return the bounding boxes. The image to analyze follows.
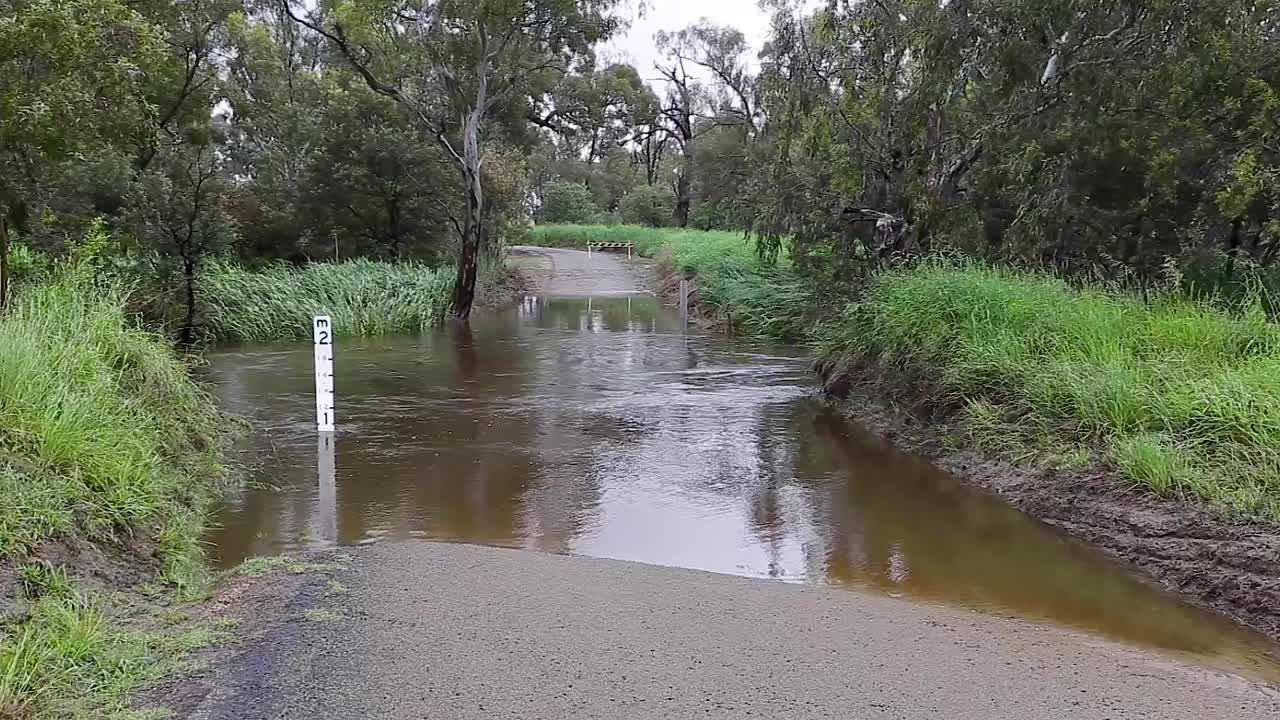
[1,0,617,332]
[537,1,1280,305]
[3,0,1279,333]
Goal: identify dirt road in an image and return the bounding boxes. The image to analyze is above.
[508,245,651,296]
[160,544,1278,719]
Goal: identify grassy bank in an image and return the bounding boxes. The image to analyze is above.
[0,263,233,717]
[822,262,1280,521]
[527,225,818,340]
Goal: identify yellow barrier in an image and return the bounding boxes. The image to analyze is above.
[586,241,633,259]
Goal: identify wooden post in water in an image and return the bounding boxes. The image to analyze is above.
[679,279,689,332]
[313,316,336,432]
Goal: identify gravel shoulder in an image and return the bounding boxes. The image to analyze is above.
[153,543,1280,720]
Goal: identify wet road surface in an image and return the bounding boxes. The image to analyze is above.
[206,292,1280,681]
[507,245,650,295]
[175,543,1280,719]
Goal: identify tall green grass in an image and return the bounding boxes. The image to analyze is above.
[1,256,233,717]
[0,262,230,583]
[200,260,455,343]
[825,261,1280,520]
[527,224,818,340]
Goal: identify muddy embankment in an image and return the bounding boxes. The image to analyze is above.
[814,358,1280,642]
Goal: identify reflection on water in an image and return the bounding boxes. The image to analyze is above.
[205,295,1280,681]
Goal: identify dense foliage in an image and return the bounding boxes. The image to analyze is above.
[542,182,607,225]
[530,2,1280,299]
[5,0,1273,325]
[0,0,620,326]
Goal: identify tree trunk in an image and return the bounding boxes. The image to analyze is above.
[1225,216,1243,281]
[0,212,9,314]
[672,168,691,227]
[450,109,484,321]
[181,254,197,346]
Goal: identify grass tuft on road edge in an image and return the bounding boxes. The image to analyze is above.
[0,565,233,720]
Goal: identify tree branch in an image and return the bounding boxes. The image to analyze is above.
[279,0,466,169]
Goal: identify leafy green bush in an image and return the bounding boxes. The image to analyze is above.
[200,259,454,342]
[824,261,1280,520]
[689,199,734,231]
[541,181,606,225]
[5,240,51,286]
[619,185,673,227]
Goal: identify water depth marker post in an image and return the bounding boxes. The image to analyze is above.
[313,315,336,432]
[679,279,689,332]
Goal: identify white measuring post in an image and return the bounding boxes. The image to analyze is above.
[313,315,336,432]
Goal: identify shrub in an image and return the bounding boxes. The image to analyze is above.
[619,185,673,227]
[5,239,51,286]
[689,199,734,231]
[542,182,605,225]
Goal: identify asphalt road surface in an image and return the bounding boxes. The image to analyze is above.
[164,543,1279,719]
[508,245,649,296]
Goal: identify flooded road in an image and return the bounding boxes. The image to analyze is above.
[205,294,1280,682]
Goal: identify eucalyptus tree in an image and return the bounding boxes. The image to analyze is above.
[284,0,622,319]
[653,30,703,227]
[135,0,240,173]
[529,61,659,209]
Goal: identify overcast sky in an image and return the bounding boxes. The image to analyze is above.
[603,0,773,86]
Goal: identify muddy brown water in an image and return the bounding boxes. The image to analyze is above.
[205,295,1280,682]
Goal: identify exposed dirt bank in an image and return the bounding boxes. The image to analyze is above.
[815,359,1280,643]
[0,537,161,627]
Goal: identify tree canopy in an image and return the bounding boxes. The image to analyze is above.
[1,0,1277,325]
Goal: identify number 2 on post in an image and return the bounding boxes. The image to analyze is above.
[313,316,335,431]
